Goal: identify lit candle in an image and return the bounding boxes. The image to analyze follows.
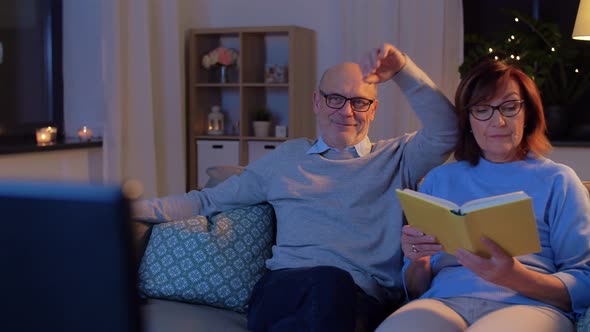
[36,128,52,145]
[207,105,224,135]
[77,126,93,141]
[46,126,57,141]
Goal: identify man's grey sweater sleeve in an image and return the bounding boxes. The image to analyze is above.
[132,169,267,222]
[392,56,458,185]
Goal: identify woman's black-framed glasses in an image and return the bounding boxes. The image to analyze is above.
[469,99,524,121]
[319,90,374,112]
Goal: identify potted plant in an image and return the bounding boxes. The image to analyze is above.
[460,10,590,139]
[252,107,272,137]
[460,10,563,85]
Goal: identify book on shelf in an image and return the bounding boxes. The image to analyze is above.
[395,189,541,258]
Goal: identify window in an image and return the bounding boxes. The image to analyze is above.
[0,0,62,143]
[463,0,590,144]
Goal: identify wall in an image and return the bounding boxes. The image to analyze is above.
[178,0,590,178]
[179,0,344,81]
[549,147,590,180]
[6,0,590,184]
[0,149,103,182]
[62,0,104,138]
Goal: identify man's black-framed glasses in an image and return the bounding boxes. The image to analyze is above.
[469,99,524,121]
[319,90,374,112]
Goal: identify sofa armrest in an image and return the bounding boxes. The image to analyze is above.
[131,219,154,266]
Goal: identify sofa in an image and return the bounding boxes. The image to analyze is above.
[133,202,268,332]
[132,180,590,332]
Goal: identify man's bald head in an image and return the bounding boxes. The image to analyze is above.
[318,62,377,99]
[313,62,379,151]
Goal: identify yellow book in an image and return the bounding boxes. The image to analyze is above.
[395,189,541,258]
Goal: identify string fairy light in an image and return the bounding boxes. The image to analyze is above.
[462,9,589,102]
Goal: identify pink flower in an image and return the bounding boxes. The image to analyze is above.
[202,47,238,69]
[217,48,235,65]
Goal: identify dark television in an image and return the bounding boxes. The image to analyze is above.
[0,0,63,142]
[0,180,142,332]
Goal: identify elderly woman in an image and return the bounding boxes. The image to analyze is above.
[377,59,590,332]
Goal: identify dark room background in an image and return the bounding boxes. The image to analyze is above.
[463,0,590,144]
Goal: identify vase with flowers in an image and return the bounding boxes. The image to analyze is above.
[202,47,239,83]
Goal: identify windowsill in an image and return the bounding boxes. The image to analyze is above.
[0,137,103,155]
[551,141,590,148]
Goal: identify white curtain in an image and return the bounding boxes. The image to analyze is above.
[101,0,185,198]
[341,0,463,140]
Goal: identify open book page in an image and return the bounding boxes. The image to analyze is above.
[396,189,541,257]
[397,189,460,212]
[463,197,540,257]
[460,191,529,214]
[396,189,470,252]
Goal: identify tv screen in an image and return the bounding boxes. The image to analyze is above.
[0,180,142,332]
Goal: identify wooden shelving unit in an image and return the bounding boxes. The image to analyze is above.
[186,26,317,190]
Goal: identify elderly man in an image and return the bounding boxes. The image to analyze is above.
[135,43,457,331]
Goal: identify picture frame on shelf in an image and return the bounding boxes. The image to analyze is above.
[264,64,288,83]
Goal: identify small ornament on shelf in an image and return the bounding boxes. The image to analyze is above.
[264,64,288,83]
[232,121,240,135]
[275,125,287,138]
[208,105,224,135]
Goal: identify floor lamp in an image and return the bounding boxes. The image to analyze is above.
[573,0,590,40]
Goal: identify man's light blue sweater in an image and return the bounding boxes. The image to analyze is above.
[135,57,457,303]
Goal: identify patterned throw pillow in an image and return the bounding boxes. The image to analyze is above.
[138,204,275,312]
[578,307,590,332]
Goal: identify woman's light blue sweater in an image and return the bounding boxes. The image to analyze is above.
[411,157,590,318]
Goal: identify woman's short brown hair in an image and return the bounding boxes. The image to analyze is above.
[454,59,552,165]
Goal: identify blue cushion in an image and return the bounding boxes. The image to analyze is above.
[138,204,274,312]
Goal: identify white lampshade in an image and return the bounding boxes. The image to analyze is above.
[573,0,590,40]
